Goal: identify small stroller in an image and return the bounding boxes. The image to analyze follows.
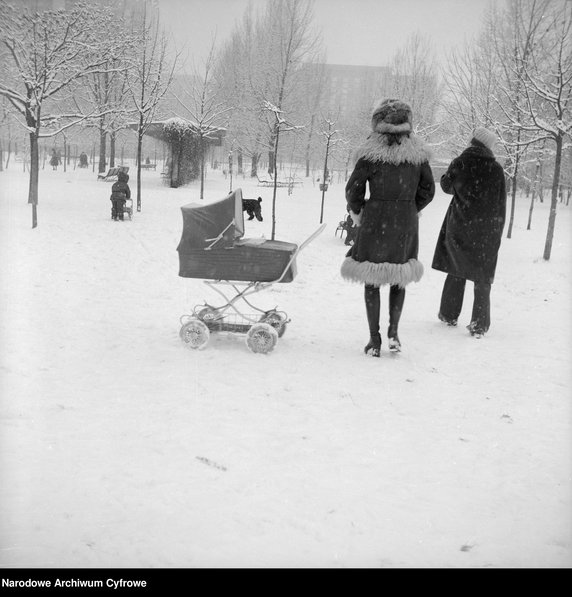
[177,188,325,353]
[110,197,133,221]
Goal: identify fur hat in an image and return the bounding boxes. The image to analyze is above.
[371,99,412,134]
[472,127,497,150]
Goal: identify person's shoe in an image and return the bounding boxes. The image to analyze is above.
[364,333,381,357]
[387,327,401,352]
[438,312,457,326]
[467,322,486,338]
[388,336,401,352]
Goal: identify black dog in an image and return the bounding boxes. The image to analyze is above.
[242,197,263,221]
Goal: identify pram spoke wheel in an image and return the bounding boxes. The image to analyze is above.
[259,311,288,338]
[246,323,278,354]
[179,319,210,349]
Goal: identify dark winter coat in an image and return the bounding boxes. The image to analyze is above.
[431,143,507,284]
[110,172,131,203]
[340,132,435,287]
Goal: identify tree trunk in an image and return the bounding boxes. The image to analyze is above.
[200,136,205,200]
[28,130,40,229]
[506,167,518,239]
[98,127,107,173]
[320,138,330,224]
[136,125,143,211]
[506,127,522,239]
[527,159,540,231]
[305,114,315,178]
[268,127,277,176]
[543,135,563,261]
[110,131,116,167]
[271,128,280,241]
[250,152,259,178]
[237,149,243,175]
[5,139,11,169]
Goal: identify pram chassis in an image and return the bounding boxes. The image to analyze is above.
[179,222,326,353]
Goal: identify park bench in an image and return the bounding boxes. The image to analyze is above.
[97,165,129,182]
[140,163,157,170]
[256,174,303,188]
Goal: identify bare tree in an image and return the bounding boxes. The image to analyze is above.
[127,0,177,212]
[214,6,268,178]
[318,116,344,224]
[252,0,321,174]
[262,102,303,239]
[173,40,231,199]
[383,32,442,139]
[487,0,553,238]
[0,1,118,227]
[291,58,328,178]
[79,50,134,173]
[441,33,500,154]
[515,1,572,260]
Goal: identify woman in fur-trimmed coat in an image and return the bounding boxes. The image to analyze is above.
[341,98,435,356]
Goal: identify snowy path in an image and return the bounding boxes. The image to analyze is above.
[1,166,570,568]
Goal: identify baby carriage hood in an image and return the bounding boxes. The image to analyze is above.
[177,188,245,251]
[177,188,300,283]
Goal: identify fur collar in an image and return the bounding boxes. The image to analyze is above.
[355,132,432,165]
[462,144,496,160]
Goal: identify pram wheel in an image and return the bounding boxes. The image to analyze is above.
[259,311,288,338]
[179,319,210,349]
[246,323,278,354]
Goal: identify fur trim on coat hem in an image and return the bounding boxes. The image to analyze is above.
[340,257,424,287]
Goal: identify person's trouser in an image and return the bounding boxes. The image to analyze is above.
[439,274,491,332]
[364,284,406,338]
[112,200,125,220]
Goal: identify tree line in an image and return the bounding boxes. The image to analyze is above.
[1,0,570,260]
[0,0,176,226]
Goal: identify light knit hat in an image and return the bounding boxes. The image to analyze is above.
[472,127,497,150]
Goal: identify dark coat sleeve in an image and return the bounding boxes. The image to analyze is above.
[415,162,435,212]
[440,158,462,195]
[345,158,369,214]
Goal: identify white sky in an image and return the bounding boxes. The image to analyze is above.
[158,0,492,68]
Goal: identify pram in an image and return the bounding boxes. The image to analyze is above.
[177,188,325,353]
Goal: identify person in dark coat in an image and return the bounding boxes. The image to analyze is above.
[343,209,357,246]
[50,149,60,170]
[341,99,435,356]
[110,171,131,221]
[432,127,507,337]
[79,152,88,168]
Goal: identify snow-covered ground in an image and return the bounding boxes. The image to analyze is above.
[1,161,570,568]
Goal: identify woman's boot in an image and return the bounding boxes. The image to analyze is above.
[388,285,405,352]
[364,285,381,357]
